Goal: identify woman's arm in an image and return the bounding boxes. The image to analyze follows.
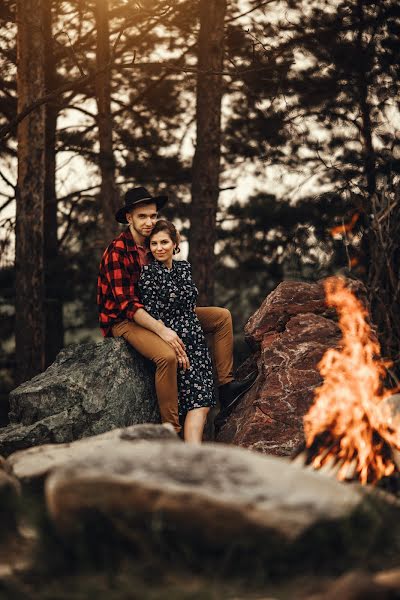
[138,266,190,368]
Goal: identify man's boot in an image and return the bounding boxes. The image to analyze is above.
[214,370,258,436]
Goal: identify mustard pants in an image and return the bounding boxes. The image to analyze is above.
[111,307,234,433]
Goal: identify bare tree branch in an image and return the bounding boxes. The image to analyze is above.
[0,169,15,190]
[0,19,129,141]
[0,196,14,213]
[0,71,97,139]
[54,29,87,77]
[118,60,279,77]
[225,0,276,24]
[63,104,97,119]
[59,195,84,248]
[57,184,101,205]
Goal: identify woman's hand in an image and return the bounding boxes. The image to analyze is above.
[159,325,190,370]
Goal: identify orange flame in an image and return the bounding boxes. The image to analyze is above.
[349,257,358,268]
[329,213,359,237]
[304,277,399,484]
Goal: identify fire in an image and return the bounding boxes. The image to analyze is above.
[304,277,400,484]
[349,257,358,268]
[329,212,359,237]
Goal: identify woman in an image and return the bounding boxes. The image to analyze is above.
[138,220,215,443]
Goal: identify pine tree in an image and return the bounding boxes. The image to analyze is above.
[189,0,227,305]
[94,0,119,243]
[15,0,47,382]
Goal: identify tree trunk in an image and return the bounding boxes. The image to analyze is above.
[188,0,226,305]
[355,0,376,280]
[367,180,400,376]
[94,0,119,244]
[43,0,64,366]
[356,0,376,197]
[15,0,46,383]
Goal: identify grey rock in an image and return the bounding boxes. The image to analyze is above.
[0,338,159,456]
[314,571,394,600]
[380,393,400,420]
[45,440,384,550]
[7,423,179,483]
[0,455,12,475]
[119,422,178,442]
[0,457,21,538]
[378,394,400,471]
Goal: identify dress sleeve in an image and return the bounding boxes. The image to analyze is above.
[180,260,192,277]
[138,265,162,321]
[180,261,198,310]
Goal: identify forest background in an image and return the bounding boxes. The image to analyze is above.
[0,0,399,424]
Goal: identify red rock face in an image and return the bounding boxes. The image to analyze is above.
[217,281,345,456]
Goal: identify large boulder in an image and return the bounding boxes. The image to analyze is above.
[0,456,20,538]
[217,280,365,456]
[310,570,400,600]
[0,338,159,456]
[44,439,392,564]
[7,423,179,484]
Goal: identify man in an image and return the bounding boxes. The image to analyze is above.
[97,186,256,435]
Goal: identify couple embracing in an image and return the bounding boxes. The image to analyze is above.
[97,187,256,443]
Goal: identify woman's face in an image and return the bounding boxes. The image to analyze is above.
[149,230,176,264]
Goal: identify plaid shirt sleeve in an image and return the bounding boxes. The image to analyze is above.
[105,248,144,317]
[97,242,144,335]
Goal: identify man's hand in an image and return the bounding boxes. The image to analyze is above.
[158,325,190,370]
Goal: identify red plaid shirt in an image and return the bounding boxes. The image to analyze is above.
[97,229,150,337]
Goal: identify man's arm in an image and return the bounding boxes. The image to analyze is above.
[102,249,189,368]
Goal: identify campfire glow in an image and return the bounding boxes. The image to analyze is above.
[304,277,400,485]
[329,212,359,237]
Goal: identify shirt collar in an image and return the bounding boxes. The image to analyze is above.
[122,228,151,253]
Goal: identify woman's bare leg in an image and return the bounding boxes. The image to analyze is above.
[184,407,210,444]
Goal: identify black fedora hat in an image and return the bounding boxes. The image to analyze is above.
[115,186,168,224]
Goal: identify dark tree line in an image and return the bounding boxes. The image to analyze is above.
[0,0,399,401]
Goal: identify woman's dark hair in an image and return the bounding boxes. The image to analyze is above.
[147,219,181,253]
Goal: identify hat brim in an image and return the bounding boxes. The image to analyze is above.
[115,195,168,224]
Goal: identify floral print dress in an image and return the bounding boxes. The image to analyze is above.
[138,260,216,416]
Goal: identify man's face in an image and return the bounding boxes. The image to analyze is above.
[126,202,158,239]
